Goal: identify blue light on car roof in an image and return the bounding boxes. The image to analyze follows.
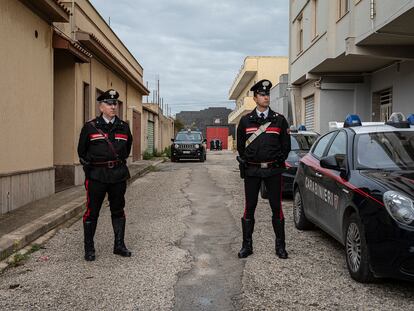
[298,124,307,131]
[407,114,414,125]
[343,114,362,128]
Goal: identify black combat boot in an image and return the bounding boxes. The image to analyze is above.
[272,218,288,259]
[238,218,255,258]
[84,221,97,261]
[112,217,132,257]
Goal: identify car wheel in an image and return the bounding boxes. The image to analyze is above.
[260,181,268,199]
[293,188,313,230]
[345,214,374,283]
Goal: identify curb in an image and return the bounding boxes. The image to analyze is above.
[0,159,165,265]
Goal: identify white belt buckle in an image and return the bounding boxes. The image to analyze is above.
[261,163,268,169]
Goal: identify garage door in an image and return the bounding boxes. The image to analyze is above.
[147,120,154,154]
[304,95,315,131]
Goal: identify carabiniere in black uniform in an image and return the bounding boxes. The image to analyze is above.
[78,89,132,261]
[237,79,291,259]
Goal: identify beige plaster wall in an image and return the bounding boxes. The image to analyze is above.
[54,52,76,165]
[0,0,54,173]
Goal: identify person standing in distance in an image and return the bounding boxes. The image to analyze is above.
[78,89,133,261]
[236,79,291,259]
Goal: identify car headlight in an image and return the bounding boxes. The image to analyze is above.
[195,144,200,149]
[383,191,414,225]
[174,144,179,149]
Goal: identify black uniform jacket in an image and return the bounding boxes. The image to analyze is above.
[78,115,133,183]
[237,108,291,177]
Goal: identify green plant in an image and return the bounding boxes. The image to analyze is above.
[163,146,171,158]
[153,149,164,157]
[143,150,154,160]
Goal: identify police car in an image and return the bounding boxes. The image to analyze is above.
[293,113,414,282]
[261,125,319,198]
[171,129,207,162]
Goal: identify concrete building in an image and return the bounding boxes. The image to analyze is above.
[270,74,292,124]
[290,0,414,134]
[227,56,289,126]
[0,0,149,214]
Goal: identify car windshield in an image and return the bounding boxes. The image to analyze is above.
[291,134,318,150]
[356,131,414,170]
[175,133,202,141]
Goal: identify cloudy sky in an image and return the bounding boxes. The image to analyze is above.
[90,0,289,115]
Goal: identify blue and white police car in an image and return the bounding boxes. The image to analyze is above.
[293,113,414,282]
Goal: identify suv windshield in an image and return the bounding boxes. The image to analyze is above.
[175,132,202,141]
[356,131,414,170]
[291,134,318,150]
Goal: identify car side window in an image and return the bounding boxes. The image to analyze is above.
[311,132,336,159]
[327,131,347,156]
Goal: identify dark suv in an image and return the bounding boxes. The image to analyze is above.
[171,130,207,162]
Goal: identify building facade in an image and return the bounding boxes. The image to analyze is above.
[227,56,289,126]
[0,0,149,214]
[290,0,414,133]
[270,74,292,124]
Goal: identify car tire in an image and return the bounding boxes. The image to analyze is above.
[293,188,313,230]
[260,181,268,199]
[344,214,374,283]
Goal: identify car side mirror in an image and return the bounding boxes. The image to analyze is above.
[203,139,207,143]
[171,138,175,142]
[320,154,345,171]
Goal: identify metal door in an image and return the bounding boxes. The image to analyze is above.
[147,120,155,154]
[132,110,141,161]
[304,95,315,131]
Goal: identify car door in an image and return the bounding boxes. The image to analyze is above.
[317,130,348,238]
[301,131,337,222]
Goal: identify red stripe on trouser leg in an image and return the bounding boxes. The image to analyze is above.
[279,175,284,219]
[83,179,91,223]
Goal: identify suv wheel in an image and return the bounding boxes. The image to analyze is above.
[293,188,313,230]
[345,214,374,283]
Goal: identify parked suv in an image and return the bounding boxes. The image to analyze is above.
[171,130,207,162]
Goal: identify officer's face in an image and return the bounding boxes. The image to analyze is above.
[99,102,117,119]
[254,93,270,109]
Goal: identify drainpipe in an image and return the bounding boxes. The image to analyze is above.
[71,0,75,40]
[370,0,376,31]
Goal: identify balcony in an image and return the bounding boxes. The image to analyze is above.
[228,58,258,100]
[228,97,256,124]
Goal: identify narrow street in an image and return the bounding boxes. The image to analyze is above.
[1,151,414,310]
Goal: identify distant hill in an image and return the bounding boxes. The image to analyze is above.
[176,107,235,138]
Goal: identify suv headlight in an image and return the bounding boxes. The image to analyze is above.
[174,144,179,149]
[383,191,414,225]
[194,144,200,149]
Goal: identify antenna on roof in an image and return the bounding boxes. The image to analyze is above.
[108,17,111,26]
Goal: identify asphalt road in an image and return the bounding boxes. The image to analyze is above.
[1,150,414,310]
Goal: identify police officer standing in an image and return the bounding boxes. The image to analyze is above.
[78,89,133,261]
[236,80,291,259]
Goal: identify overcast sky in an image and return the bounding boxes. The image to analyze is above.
[89,0,289,115]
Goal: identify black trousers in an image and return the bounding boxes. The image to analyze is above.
[83,179,127,223]
[243,174,284,220]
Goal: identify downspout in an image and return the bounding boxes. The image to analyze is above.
[71,0,75,40]
[370,0,376,31]
[288,86,297,126]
